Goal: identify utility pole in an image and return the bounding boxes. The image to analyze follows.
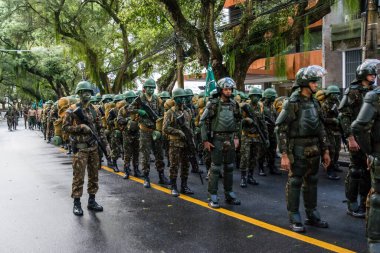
[363,0,379,59]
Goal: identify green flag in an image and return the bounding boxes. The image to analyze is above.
[205,63,216,97]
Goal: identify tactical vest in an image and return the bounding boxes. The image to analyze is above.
[211,98,238,133]
[289,95,321,138]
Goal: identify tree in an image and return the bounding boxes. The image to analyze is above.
[157,0,335,90]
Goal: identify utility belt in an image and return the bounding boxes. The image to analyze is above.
[290,137,320,158]
[291,137,319,146]
[73,138,97,152]
[168,134,182,141]
[212,132,235,141]
[241,130,259,138]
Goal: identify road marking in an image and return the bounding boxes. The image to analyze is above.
[99,165,355,253]
[58,147,355,253]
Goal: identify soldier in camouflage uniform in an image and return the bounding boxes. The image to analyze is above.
[260,88,281,176]
[351,60,380,252]
[159,91,171,165]
[117,91,142,179]
[339,61,376,218]
[47,102,58,143]
[106,95,125,172]
[320,85,342,180]
[163,88,194,196]
[4,106,15,131]
[200,77,241,208]
[276,65,331,232]
[62,81,110,216]
[42,101,53,140]
[240,87,269,187]
[129,79,170,188]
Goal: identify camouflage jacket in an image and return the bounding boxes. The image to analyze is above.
[321,97,340,135]
[62,103,107,147]
[241,101,268,143]
[128,93,163,130]
[163,105,192,146]
[262,100,277,133]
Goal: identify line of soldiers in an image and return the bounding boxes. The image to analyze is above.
[4,106,19,131]
[31,60,380,252]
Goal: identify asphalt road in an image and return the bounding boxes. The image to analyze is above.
[0,119,368,253]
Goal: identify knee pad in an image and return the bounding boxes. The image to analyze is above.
[224,163,234,173]
[349,167,362,179]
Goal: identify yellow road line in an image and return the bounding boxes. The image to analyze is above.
[57,147,355,252]
[100,165,355,253]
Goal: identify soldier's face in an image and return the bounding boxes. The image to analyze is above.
[366,74,376,83]
[174,97,184,105]
[79,90,92,103]
[145,87,155,96]
[308,82,318,93]
[221,88,232,98]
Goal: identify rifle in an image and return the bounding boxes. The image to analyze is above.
[73,106,111,161]
[134,96,159,122]
[241,104,268,148]
[176,112,204,185]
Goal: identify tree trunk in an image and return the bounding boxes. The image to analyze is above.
[233,57,251,91]
[176,42,184,89]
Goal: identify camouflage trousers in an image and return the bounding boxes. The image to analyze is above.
[326,133,341,172]
[139,130,165,175]
[110,129,122,160]
[169,143,189,180]
[240,136,263,172]
[71,145,99,198]
[46,121,54,140]
[345,148,371,209]
[263,133,277,168]
[286,147,320,218]
[123,131,139,168]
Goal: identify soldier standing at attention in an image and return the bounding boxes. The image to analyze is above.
[320,85,342,180]
[117,91,142,179]
[62,81,110,216]
[276,65,331,232]
[239,87,269,187]
[200,77,241,208]
[163,88,194,197]
[129,79,170,188]
[339,60,377,218]
[351,60,380,252]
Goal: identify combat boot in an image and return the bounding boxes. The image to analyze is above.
[87,195,103,212]
[369,242,380,253]
[123,164,130,180]
[208,195,220,209]
[326,170,340,180]
[170,179,180,197]
[289,212,305,233]
[347,202,365,218]
[225,192,241,205]
[240,171,247,188]
[112,160,120,173]
[247,171,259,185]
[73,198,83,216]
[180,178,194,195]
[305,209,328,228]
[143,173,151,188]
[158,171,170,185]
[133,166,142,178]
[259,167,266,176]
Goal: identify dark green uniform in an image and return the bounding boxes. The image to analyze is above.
[352,88,380,253]
[200,77,241,208]
[339,81,372,216]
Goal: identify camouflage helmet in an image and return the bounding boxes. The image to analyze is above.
[184,89,194,97]
[75,81,94,95]
[325,85,341,95]
[295,65,327,87]
[263,88,277,99]
[101,94,114,103]
[217,77,236,92]
[143,79,156,88]
[113,94,124,102]
[124,91,137,99]
[198,91,205,98]
[248,87,263,97]
[239,91,249,100]
[356,59,380,81]
[45,100,54,105]
[159,91,171,99]
[96,93,102,102]
[90,96,97,103]
[136,90,143,96]
[172,88,187,98]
